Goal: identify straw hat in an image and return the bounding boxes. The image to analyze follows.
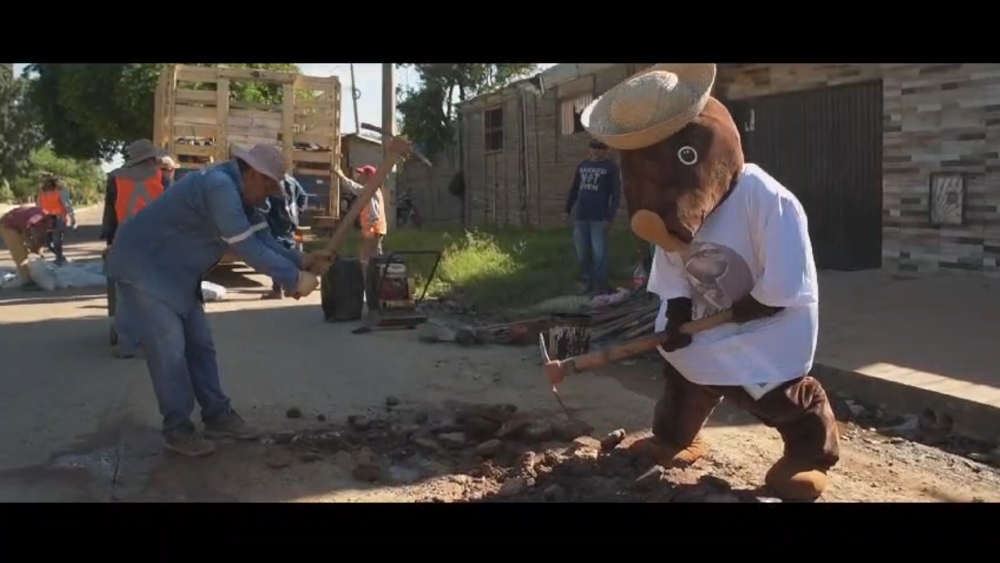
[581,64,717,151]
[124,139,166,167]
[231,144,286,183]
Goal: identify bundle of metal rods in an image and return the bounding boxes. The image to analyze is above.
[587,290,661,343]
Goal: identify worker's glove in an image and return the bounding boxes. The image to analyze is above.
[731,294,784,324]
[660,297,693,352]
[302,250,334,275]
[290,271,319,298]
[68,218,77,230]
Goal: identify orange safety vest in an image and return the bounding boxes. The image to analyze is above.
[360,187,388,236]
[38,189,67,217]
[113,165,164,223]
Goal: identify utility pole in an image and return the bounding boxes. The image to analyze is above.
[349,63,361,134]
[381,63,397,228]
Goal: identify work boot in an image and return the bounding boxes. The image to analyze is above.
[111,345,136,359]
[163,425,216,457]
[203,409,259,440]
[260,289,284,300]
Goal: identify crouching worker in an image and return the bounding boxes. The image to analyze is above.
[0,206,56,290]
[105,144,333,457]
[261,173,308,300]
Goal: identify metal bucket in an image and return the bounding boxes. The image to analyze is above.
[546,313,592,361]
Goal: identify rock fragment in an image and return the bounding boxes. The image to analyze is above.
[552,419,593,442]
[438,432,468,449]
[347,415,371,431]
[497,476,535,497]
[475,439,503,458]
[600,429,627,451]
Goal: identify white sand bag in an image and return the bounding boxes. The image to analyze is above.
[54,260,106,288]
[26,257,58,291]
[0,269,23,289]
[200,281,227,302]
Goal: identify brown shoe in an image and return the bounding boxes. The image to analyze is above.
[764,457,829,501]
[164,426,216,457]
[626,434,708,467]
[203,409,259,440]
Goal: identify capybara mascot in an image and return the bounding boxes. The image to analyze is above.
[580,63,839,500]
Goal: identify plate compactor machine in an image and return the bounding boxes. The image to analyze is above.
[320,251,441,333]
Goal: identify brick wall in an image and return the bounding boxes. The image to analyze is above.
[459,63,1000,278]
[718,63,1000,278]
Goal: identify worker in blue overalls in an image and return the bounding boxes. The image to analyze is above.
[261,173,310,300]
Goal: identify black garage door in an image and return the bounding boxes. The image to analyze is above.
[725,81,884,271]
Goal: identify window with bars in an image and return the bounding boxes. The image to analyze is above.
[483,107,504,152]
[560,92,593,136]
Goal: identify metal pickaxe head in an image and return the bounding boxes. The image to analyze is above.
[538,333,573,419]
[359,122,434,167]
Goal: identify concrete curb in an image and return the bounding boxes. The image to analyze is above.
[812,363,999,446]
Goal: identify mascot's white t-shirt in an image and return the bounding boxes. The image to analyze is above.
[648,163,819,389]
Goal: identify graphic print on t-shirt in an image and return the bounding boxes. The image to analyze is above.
[681,241,754,319]
[578,166,609,192]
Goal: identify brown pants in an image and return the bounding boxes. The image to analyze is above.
[0,225,31,283]
[359,234,384,268]
[654,362,840,469]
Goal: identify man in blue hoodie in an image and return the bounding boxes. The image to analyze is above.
[565,139,622,294]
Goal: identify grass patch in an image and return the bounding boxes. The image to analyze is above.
[307,227,648,311]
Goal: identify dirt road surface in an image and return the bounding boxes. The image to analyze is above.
[0,205,997,502]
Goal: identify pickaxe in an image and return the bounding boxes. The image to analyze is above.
[289,132,429,296]
[539,310,734,414]
[360,122,434,167]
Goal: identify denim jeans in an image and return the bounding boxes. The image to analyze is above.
[119,283,231,433]
[573,220,609,290]
[46,218,66,263]
[270,236,299,292]
[114,281,141,354]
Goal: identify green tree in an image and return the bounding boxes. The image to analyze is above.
[397,64,538,158]
[8,146,106,204]
[0,72,45,194]
[26,63,301,161]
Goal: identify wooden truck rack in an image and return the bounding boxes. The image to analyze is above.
[153,64,342,216]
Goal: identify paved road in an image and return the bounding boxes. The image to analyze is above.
[0,205,997,502]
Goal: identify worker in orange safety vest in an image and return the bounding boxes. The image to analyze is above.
[100,139,169,359]
[335,164,387,274]
[35,174,76,265]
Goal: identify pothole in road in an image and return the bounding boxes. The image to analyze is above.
[263,400,783,503]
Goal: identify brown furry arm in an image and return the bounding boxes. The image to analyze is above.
[731,294,785,324]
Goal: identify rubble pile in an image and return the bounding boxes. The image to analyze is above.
[264,400,777,503]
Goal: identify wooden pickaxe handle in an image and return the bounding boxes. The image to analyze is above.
[360,122,434,167]
[322,134,424,260]
[545,309,734,380]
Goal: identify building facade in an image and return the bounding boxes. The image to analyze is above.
[458,63,1000,278]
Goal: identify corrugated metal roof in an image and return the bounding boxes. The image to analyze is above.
[342,132,382,145]
[458,63,619,110]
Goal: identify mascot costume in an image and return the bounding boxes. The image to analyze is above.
[578,63,840,500]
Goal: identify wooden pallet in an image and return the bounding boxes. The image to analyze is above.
[154,65,343,213]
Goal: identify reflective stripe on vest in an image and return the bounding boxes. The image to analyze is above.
[359,188,387,235]
[113,166,164,222]
[38,190,67,217]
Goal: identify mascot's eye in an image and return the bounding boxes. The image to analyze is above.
[677,146,698,166]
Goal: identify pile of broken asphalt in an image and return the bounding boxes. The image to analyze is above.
[265,400,780,503]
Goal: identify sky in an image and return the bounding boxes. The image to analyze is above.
[13,63,555,172]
